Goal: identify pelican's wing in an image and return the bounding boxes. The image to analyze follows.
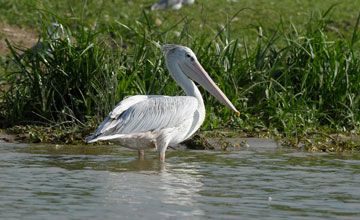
[86,95,198,142]
[151,0,168,10]
[109,95,155,118]
[86,95,155,141]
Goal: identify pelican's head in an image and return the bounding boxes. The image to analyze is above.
[161,44,197,65]
[161,44,239,115]
[46,23,63,40]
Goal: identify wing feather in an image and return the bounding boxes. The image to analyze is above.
[88,95,153,139]
[109,95,163,118]
[86,95,198,142]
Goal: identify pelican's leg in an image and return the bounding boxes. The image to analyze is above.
[138,150,145,159]
[156,136,170,162]
[159,151,166,162]
[158,143,169,162]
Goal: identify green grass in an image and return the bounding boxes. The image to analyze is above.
[1,0,360,149]
[1,0,360,46]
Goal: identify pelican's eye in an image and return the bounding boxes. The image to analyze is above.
[185,53,195,62]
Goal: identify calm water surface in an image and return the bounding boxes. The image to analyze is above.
[1,141,360,219]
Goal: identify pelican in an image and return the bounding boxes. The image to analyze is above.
[86,44,239,161]
[151,0,195,11]
[182,0,195,6]
[11,23,62,63]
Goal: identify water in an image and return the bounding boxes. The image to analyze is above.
[1,141,360,219]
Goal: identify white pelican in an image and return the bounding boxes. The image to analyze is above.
[86,44,239,161]
[12,23,62,62]
[151,0,195,11]
[182,0,195,6]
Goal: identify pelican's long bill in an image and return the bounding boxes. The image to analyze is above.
[179,59,240,115]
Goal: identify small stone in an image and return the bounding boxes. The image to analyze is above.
[155,18,162,26]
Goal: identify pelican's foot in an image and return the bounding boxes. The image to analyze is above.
[138,150,145,159]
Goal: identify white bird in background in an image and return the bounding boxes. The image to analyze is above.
[12,23,63,62]
[86,44,239,161]
[151,0,195,11]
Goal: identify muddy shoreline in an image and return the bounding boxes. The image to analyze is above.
[2,129,359,153]
[0,130,277,150]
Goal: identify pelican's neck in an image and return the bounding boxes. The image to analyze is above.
[167,59,203,103]
[166,57,206,140]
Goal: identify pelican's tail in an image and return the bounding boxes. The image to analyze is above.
[86,134,128,143]
[85,134,98,143]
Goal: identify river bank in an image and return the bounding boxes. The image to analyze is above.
[2,125,360,153]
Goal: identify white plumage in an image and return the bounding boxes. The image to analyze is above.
[151,0,195,10]
[87,95,198,142]
[86,44,239,161]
